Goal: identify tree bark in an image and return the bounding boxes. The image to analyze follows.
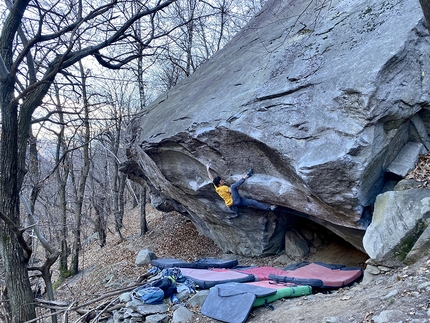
[140,186,148,236]
[93,195,107,248]
[0,76,36,322]
[54,84,71,277]
[70,60,91,276]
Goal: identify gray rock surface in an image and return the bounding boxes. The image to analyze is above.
[386,142,426,177]
[125,299,168,315]
[135,249,156,267]
[284,229,310,260]
[145,314,169,323]
[172,305,194,323]
[123,0,430,256]
[186,290,209,307]
[406,226,430,263]
[372,310,404,323]
[363,185,430,267]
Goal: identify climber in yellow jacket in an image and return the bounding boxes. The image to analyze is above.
[206,163,277,214]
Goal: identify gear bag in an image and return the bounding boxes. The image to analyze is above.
[132,286,165,304]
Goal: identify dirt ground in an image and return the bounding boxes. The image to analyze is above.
[50,205,430,323]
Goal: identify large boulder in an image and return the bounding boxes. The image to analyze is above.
[122,0,430,256]
[363,180,430,267]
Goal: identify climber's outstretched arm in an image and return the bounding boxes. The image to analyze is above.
[206,163,214,181]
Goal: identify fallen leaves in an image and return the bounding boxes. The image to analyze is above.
[406,152,430,187]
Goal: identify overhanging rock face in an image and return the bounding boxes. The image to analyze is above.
[123,0,430,256]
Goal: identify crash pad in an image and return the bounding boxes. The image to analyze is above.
[268,262,363,290]
[151,258,195,269]
[194,258,238,269]
[246,280,312,307]
[232,266,291,281]
[179,268,255,289]
[216,282,277,297]
[201,283,276,323]
[201,285,256,323]
[151,257,238,269]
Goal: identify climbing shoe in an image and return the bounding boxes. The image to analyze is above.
[270,205,277,211]
[246,168,254,177]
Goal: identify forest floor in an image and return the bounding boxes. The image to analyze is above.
[48,205,430,323]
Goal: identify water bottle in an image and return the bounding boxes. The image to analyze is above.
[171,294,179,303]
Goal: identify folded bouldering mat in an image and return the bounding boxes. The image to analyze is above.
[195,258,238,269]
[214,282,277,297]
[179,268,255,289]
[201,282,276,323]
[151,258,195,269]
[230,266,292,281]
[246,280,312,307]
[268,262,363,290]
[151,257,238,269]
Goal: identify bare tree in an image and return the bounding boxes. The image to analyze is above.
[52,83,73,278]
[153,0,265,91]
[0,0,176,321]
[69,59,91,276]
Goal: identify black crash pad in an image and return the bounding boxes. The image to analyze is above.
[179,268,255,289]
[151,257,238,269]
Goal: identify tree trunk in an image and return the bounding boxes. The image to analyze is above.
[70,60,91,276]
[0,81,35,322]
[70,204,83,276]
[93,195,107,248]
[52,83,71,277]
[131,182,140,208]
[113,173,125,241]
[110,107,125,240]
[0,223,35,322]
[118,172,126,225]
[140,186,148,236]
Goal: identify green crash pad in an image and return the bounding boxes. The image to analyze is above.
[246,280,312,307]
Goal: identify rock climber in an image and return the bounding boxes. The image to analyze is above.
[206,163,277,215]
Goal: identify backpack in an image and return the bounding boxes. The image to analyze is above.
[132,286,165,304]
[151,277,177,298]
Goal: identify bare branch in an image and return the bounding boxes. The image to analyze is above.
[0,211,32,260]
[94,51,141,69]
[20,194,59,255]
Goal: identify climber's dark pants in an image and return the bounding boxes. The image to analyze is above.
[229,178,271,211]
